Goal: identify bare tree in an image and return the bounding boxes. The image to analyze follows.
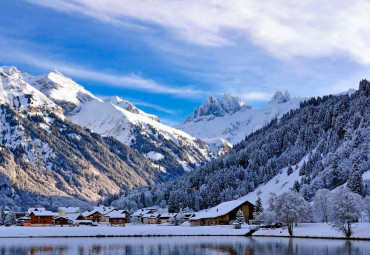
[313,189,331,222]
[329,187,363,238]
[268,191,312,236]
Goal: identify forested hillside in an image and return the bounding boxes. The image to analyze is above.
[112,80,370,212]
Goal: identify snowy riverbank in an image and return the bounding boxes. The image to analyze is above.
[253,223,370,239]
[0,224,251,237]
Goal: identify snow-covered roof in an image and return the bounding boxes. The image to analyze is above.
[142,213,160,218]
[93,206,116,215]
[160,213,177,218]
[132,208,158,217]
[30,211,58,217]
[105,210,126,219]
[65,213,84,221]
[27,207,46,213]
[82,207,116,217]
[191,198,253,220]
[58,207,80,214]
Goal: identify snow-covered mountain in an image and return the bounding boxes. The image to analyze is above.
[0,66,177,210]
[0,66,60,113]
[3,66,213,178]
[104,96,160,122]
[119,82,370,212]
[176,92,302,155]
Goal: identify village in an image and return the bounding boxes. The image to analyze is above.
[4,197,255,229]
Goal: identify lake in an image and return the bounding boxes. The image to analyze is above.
[0,236,369,255]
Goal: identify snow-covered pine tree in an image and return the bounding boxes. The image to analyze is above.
[347,163,364,196]
[235,209,245,224]
[4,210,15,226]
[287,166,293,176]
[0,206,4,225]
[175,209,185,225]
[254,196,263,215]
[168,216,176,225]
[293,180,300,193]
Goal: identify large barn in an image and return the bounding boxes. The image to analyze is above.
[189,198,254,226]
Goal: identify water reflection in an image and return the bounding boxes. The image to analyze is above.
[0,236,368,255]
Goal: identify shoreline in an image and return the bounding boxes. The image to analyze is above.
[0,234,369,240]
[252,234,370,241]
[2,222,369,240]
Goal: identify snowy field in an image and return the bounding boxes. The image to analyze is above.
[0,224,251,237]
[253,223,370,239]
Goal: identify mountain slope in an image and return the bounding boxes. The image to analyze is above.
[175,92,302,155]
[113,81,370,212]
[9,67,214,177]
[0,67,177,210]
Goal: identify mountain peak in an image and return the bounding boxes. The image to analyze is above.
[269,90,291,104]
[0,66,19,74]
[105,96,160,122]
[185,94,252,122]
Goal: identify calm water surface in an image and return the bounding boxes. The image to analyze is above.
[0,236,369,255]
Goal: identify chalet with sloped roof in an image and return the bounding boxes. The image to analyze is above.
[189,198,254,226]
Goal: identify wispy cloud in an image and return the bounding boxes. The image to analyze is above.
[127,99,177,115]
[26,0,370,64]
[241,92,272,101]
[98,94,177,115]
[0,39,206,98]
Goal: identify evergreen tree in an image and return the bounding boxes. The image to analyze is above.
[140,192,147,208]
[254,196,263,215]
[347,163,363,196]
[293,180,300,193]
[4,210,15,225]
[235,209,245,224]
[0,206,4,225]
[287,166,293,176]
[175,209,185,225]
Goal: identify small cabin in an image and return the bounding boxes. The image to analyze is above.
[190,198,254,226]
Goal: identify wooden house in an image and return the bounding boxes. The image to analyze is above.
[54,216,74,226]
[105,210,126,226]
[142,213,160,224]
[82,206,115,223]
[132,208,159,224]
[159,213,177,224]
[29,211,58,226]
[189,198,254,226]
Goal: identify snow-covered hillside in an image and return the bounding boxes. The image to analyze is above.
[2,66,213,177]
[176,92,302,154]
[121,82,369,213]
[105,96,160,122]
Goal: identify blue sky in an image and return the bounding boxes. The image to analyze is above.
[1,0,369,125]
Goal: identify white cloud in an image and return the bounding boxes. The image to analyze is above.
[241,92,272,101]
[122,98,177,115]
[26,0,370,64]
[0,41,205,97]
